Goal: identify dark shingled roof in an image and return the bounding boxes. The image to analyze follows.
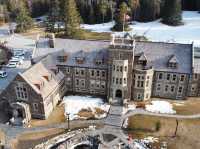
[33,38,193,74]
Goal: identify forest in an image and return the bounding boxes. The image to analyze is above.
[0,0,199,36]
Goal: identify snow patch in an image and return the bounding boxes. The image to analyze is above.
[81,11,200,45]
[146,101,176,114]
[63,96,110,120]
[123,104,136,115]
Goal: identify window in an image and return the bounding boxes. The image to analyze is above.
[158,73,163,80]
[80,79,85,87]
[172,74,177,81]
[137,81,144,88]
[113,65,115,71]
[67,67,70,73]
[102,71,106,77]
[33,103,39,111]
[90,80,95,88]
[101,82,106,89]
[16,84,28,100]
[178,86,183,94]
[167,74,171,81]
[96,81,100,88]
[76,79,79,86]
[171,85,175,93]
[124,66,127,72]
[116,78,119,84]
[156,84,161,91]
[96,70,100,77]
[124,78,127,84]
[137,93,142,100]
[120,78,122,84]
[165,85,169,92]
[116,66,119,71]
[180,75,185,82]
[91,70,95,77]
[120,66,123,72]
[113,77,115,83]
[81,69,85,76]
[194,74,198,80]
[75,69,79,75]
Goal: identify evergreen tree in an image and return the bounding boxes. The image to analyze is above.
[64,0,82,38]
[48,0,60,32]
[99,0,108,25]
[128,0,139,21]
[15,1,33,32]
[162,0,182,26]
[112,2,129,31]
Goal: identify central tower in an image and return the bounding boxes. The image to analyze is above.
[107,35,135,104]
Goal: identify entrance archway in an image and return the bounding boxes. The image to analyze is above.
[115,89,122,98]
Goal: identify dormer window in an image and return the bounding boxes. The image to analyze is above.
[76,57,85,64]
[138,53,147,66]
[95,59,103,65]
[57,55,67,63]
[168,55,178,69]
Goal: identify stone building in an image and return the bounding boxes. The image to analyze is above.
[0,34,198,121]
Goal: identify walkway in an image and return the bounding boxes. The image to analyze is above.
[2,105,200,149]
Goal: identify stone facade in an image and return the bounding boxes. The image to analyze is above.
[1,36,199,120]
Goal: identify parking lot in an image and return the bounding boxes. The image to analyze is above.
[0,25,35,93]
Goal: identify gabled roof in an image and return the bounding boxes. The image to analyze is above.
[138,52,147,61]
[168,55,179,63]
[21,55,64,98]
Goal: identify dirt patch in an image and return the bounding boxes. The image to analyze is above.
[30,104,65,127]
[126,115,200,149]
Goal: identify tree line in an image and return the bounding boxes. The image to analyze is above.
[0,0,199,36]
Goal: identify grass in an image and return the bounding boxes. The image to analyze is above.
[56,30,111,40]
[30,103,65,127]
[11,128,65,149]
[125,115,200,149]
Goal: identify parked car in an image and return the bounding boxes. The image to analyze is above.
[9,57,23,65]
[13,50,25,56]
[13,55,25,60]
[6,62,17,68]
[0,71,7,78]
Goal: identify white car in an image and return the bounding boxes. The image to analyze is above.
[13,56,25,60]
[0,71,7,78]
[13,50,25,56]
[9,58,23,65]
[6,62,17,68]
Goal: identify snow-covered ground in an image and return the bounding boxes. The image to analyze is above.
[81,11,200,44]
[63,96,110,120]
[146,101,176,114]
[123,104,136,115]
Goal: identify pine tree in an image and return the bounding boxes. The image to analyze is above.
[128,0,139,21]
[99,0,108,25]
[15,1,33,32]
[112,2,129,31]
[162,0,182,26]
[64,0,82,38]
[48,0,60,32]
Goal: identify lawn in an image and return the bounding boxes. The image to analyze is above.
[125,115,200,149]
[172,97,200,115]
[30,103,66,127]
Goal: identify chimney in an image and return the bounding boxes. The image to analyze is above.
[49,33,55,48]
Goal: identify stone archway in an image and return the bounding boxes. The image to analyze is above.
[10,102,31,126]
[115,89,122,98]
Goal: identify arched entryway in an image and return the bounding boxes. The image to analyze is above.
[115,89,122,98]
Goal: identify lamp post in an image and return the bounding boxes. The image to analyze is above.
[66,113,70,130]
